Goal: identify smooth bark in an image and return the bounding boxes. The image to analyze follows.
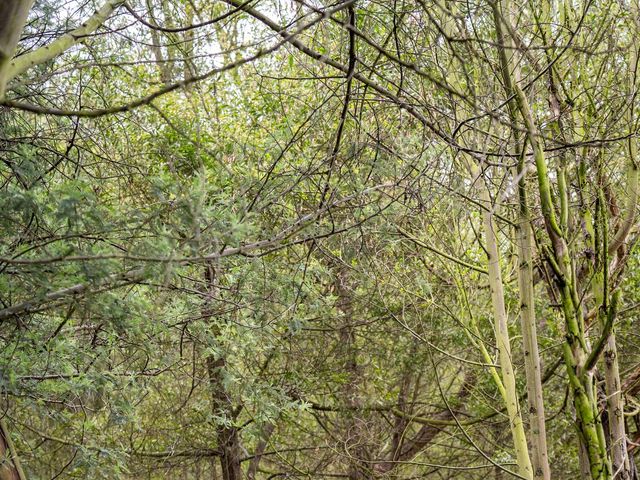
[1,0,122,97]
[481,185,534,480]
[0,0,35,99]
[492,1,551,476]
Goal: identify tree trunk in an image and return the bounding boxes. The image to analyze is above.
[605,335,630,479]
[0,0,34,99]
[203,264,242,480]
[0,417,26,480]
[207,356,242,480]
[247,422,274,480]
[481,185,534,480]
[7,0,123,83]
[605,7,640,476]
[516,203,551,480]
[494,0,551,472]
[334,267,373,480]
[145,0,172,84]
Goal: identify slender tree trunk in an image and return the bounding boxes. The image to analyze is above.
[0,0,35,99]
[145,0,172,84]
[605,335,630,479]
[7,0,122,82]
[481,185,534,480]
[528,84,611,480]
[604,6,640,477]
[247,422,274,480]
[203,264,242,480]
[458,123,533,478]
[439,5,537,474]
[182,2,197,81]
[0,417,26,480]
[206,355,242,480]
[495,2,551,470]
[516,199,551,480]
[334,267,373,480]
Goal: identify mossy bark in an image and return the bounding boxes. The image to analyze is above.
[491,2,613,477]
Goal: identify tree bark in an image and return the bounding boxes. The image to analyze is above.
[0,0,34,99]
[605,336,630,479]
[247,422,274,480]
[0,417,26,480]
[516,201,551,480]
[491,3,612,476]
[6,0,123,83]
[145,0,172,84]
[604,7,640,476]
[334,267,373,480]
[203,264,242,480]
[494,1,551,471]
[481,185,534,480]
